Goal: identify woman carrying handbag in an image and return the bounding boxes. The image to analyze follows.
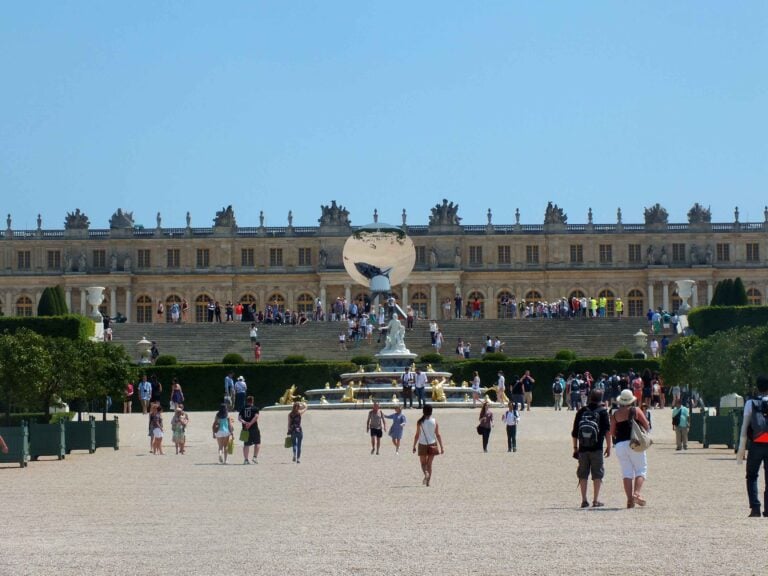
[412,404,444,487]
[610,389,651,508]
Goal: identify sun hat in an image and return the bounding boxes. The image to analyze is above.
[617,389,636,406]
[237,376,245,382]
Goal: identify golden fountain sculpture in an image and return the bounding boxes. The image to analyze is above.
[430,378,447,402]
[278,385,297,405]
[340,382,357,403]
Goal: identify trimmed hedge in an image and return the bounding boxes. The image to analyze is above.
[687,306,768,337]
[0,315,93,339]
[135,357,663,411]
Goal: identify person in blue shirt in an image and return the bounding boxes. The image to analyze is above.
[385,405,407,454]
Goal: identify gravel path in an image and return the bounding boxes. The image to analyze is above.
[2,407,764,576]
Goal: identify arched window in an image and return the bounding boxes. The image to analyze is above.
[239,293,257,308]
[627,289,644,317]
[296,293,314,314]
[165,294,182,323]
[267,293,285,313]
[411,291,428,319]
[598,289,615,317]
[524,290,542,303]
[195,294,213,323]
[136,295,153,324]
[747,288,762,306]
[568,290,586,300]
[497,290,514,319]
[467,290,485,319]
[16,296,33,317]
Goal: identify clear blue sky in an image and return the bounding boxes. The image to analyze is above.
[1,2,766,230]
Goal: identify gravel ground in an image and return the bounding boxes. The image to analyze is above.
[2,406,766,576]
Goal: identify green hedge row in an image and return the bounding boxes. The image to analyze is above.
[687,306,768,337]
[134,357,661,411]
[0,315,94,339]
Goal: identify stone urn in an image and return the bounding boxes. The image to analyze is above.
[137,336,152,365]
[86,286,106,320]
[674,279,696,315]
[633,329,648,358]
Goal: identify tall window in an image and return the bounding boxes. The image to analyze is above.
[241,248,254,267]
[195,294,212,323]
[526,245,539,264]
[746,242,760,262]
[47,250,61,270]
[628,244,642,263]
[17,250,31,270]
[627,289,644,317]
[91,249,106,269]
[525,290,542,303]
[747,288,762,305]
[599,244,613,264]
[167,249,180,268]
[137,249,151,269]
[415,246,426,266]
[497,290,514,318]
[715,243,730,262]
[570,244,583,264]
[196,248,210,269]
[672,243,686,263]
[269,248,283,267]
[298,248,312,267]
[411,291,428,319]
[296,293,314,314]
[497,245,511,265]
[598,289,615,316]
[469,246,483,266]
[16,296,33,317]
[136,295,153,323]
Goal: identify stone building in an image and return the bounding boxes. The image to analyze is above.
[0,201,766,322]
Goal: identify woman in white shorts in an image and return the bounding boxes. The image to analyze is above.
[610,390,651,508]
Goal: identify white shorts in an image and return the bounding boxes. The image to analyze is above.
[152,428,163,439]
[215,431,230,439]
[614,440,647,479]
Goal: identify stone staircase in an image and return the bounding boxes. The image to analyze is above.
[111,317,656,363]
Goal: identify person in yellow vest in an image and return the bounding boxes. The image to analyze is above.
[598,296,607,317]
[615,297,624,319]
[590,298,598,318]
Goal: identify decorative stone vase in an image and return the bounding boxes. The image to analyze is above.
[675,279,696,315]
[85,286,105,320]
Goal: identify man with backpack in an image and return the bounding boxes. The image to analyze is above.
[737,375,768,517]
[552,374,565,411]
[571,389,611,508]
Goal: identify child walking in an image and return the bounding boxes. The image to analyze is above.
[503,402,521,453]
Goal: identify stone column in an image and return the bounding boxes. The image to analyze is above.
[707,281,714,305]
[487,285,496,319]
[344,284,351,303]
[125,287,132,322]
[319,285,327,309]
[401,284,409,308]
[65,288,72,311]
[662,282,670,312]
[692,284,699,307]
[430,283,438,319]
[110,287,117,318]
[647,283,654,311]
[80,288,87,315]
[35,290,41,310]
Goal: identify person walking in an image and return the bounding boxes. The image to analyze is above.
[212,403,234,464]
[224,372,235,410]
[737,375,768,517]
[496,371,508,406]
[234,376,247,412]
[521,370,536,411]
[572,390,611,508]
[123,381,134,414]
[672,399,689,451]
[401,367,414,408]
[150,405,164,455]
[610,389,650,508]
[412,404,443,487]
[385,405,407,454]
[552,374,565,411]
[366,402,387,455]
[169,378,184,411]
[138,376,151,415]
[471,371,481,407]
[288,401,307,463]
[171,405,189,455]
[239,396,261,464]
[503,402,521,452]
[477,401,493,452]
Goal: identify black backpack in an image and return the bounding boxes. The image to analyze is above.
[578,408,601,449]
[553,380,563,394]
[749,398,768,442]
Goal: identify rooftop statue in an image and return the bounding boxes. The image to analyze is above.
[543,201,567,225]
[318,200,350,226]
[429,199,461,226]
[64,209,90,230]
[213,205,236,227]
[644,203,668,225]
[109,208,135,229]
[687,203,712,224]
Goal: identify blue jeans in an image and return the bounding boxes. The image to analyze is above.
[746,442,768,512]
[415,387,425,408]
[291,430,304,461]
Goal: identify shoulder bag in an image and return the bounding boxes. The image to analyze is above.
[630,407,653,453]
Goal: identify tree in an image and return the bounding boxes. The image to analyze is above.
[37,287,57,316]
[732,277,748,306]
[82,342,137,404]
[0,329,52,424]
[53,285,68,314]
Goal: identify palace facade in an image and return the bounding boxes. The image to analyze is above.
[0,201,766,322]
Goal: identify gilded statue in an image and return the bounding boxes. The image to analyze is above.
[340,383,356,403]
[431,378,447,402]
[278,385,297,405]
